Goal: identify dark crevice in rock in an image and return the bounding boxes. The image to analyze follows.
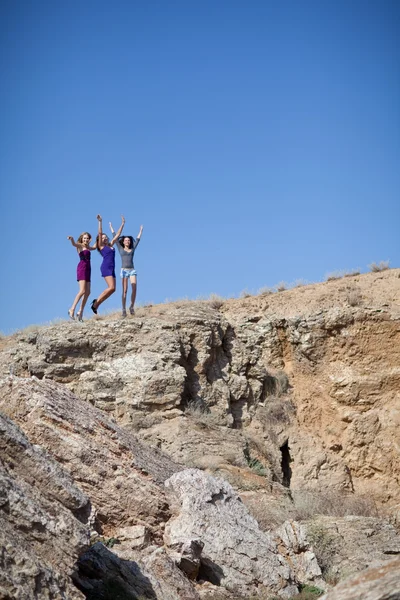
[208,491,225,504]
[197,557,224,586]
[221,325,235,367]
[178,341,201,410]
[72,499,92,525]
[73,543,157,600]
[280,440,292,488]
[230,397,246,429]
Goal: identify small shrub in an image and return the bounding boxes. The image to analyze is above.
[307,522,337,576]
[344,270,360,277]
[208,293,225,309]
[293,584,324,599]
[292,278,309,287]
[258,399,295,426]
[185,398,209,416]
[185,399,220,427]
[276,281,287,292]
[244,442,268,477]
[247,457,268,476]
[325,270,345,281]
[240,288,252,298]
[346,288,362,306]
[258,286,274,296]
[369,260,390,272]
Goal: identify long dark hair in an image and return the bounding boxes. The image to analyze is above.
[119,235,134,249]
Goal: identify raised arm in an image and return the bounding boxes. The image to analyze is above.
[67,236,79,248]
[96,214,103,248]
[137,225,144,240]
[110,215,125,246]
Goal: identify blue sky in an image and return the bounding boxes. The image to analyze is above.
[1,0,399,333]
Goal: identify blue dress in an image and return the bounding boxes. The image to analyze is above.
[100,246,116,278]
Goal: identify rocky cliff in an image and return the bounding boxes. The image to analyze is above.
[1,268,399,599]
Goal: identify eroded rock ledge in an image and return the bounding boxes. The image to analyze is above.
[1,269,399,598]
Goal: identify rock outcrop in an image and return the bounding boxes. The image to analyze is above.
[304,515,400,582]
[0,411,88,599]
[1,270,399,511]
[164,468,304,597]
[0,376,187,599]
[1,269,399,598]
[0,376,313,598]
[320,556,400,600]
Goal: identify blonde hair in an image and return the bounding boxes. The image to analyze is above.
[77,232,92,244]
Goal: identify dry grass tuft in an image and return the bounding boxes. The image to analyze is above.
[208,293,225,309]
[258,286,274,296]
[275,281,287,292]
[247,489,378,533]
[325,270,345,281]
[346,287,362,307]
[184,399,221,427]
[369,260,390,272]
[292,490,378,520]
[257,398,295,427]
[292,278,309,287]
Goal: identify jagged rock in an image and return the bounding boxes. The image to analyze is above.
[304,515,400,582]
[0,376,181,542]
[114,525,150,550]
[138,545,201,599]
[0,270,400,599]
[0,376,187,598]
[319,556,400,600]
[74,542,201,600]
[167,538,204,580]
[273,520,326,589]
[164,468,299,597]
[1,270,399,508]
[0,412,89,600]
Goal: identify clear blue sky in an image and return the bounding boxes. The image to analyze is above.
[1,0,399,333]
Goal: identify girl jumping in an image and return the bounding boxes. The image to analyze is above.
[90,214,125,314]
[110,221,143,317]
[67,232,96,321]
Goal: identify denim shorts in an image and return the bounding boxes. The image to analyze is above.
[120,268,137,278]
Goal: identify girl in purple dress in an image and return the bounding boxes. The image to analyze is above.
[67,232,96,321]
[90,214,125,314]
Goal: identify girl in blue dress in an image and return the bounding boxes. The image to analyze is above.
[90,214,125,314]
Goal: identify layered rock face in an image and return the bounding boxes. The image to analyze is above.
[320,556,400,600]
[0,377,317,599]
[2,270,399,508]
[1,269,399,598]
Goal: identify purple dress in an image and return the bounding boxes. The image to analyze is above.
[100,245,116,278]
[77,249,91,282]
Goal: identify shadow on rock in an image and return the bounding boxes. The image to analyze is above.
[73,542,156,600]
[198,557,225,586]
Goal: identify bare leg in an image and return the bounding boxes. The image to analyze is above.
[121,277,128,315]
[129,276,137,314]
[77,282,91,319]
[70,281,86,318]
[94,276,116,309]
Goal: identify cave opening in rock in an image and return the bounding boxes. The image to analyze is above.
[280,440,292,487]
